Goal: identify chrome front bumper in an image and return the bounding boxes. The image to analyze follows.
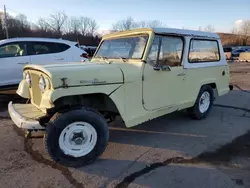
[8,101,45,130]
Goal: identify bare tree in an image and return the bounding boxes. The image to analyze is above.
[66,16,81,35]
[37,18,51,32]
[48,11,67,36]
[137,20,165,28]
[112,17,166,31]
[80,16,90,35]
[231,27,238,34]
[147,20,165,28]
[238,20,250,46]
[0,11,101,46]
[15,14,29,29]
[112,17,137,31]
[0,11,5,38]
[137,20,147,28]
[88,19,98,35]
[203,25,215,32]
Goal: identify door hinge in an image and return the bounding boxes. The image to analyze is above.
[142,75,144,81]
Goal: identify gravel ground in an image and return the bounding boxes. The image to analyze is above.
[0,62,250,188]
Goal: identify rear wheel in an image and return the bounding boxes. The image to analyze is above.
[44,108,109,167]
[188,85,214,120]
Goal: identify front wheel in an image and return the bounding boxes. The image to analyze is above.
[187,85,214,120]
[44,108,109,167]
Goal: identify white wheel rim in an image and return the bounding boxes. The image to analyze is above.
[59,122,97,157]
[199,91,211,113]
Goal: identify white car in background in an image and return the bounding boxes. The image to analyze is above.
[0,37,89,89]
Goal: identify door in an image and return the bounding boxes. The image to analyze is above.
[0,42,30,86]
[29,42,68,65]
[143,35,186,111]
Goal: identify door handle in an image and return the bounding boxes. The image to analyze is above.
[18,62,29,65]
[177,72,186,76]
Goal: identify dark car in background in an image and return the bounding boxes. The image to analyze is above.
[79,45,97,57]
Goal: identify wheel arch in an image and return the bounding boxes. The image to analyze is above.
[198,80,218,98]
[40,85,126,125]
[53,93,121,114]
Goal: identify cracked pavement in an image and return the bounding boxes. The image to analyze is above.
[0,62,250,188]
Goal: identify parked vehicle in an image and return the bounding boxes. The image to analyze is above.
[223,47,233,60]
[8,28,232,167]
[0,37,89,88]
[80,45,97,57]
[231,49,247,58]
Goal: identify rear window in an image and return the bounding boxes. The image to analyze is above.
[29,42,70,55]
[188,39,220,63]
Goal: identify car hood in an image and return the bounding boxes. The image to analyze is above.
[24,61,143,88]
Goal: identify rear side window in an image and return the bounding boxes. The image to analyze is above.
[189,39,220,63]
[57,43,70,52]
[29,42,70,55]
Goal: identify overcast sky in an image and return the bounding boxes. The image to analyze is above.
[0,0,249,33]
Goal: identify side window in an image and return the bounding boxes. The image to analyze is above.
[159,36,183,67]
[189,39,220,63]
[29,42,62,55]
[147,35,183,67]
[57,43,70,52]
[147,36,160,65]
[0,42,28,58]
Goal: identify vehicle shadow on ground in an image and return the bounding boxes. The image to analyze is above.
[108,111,207,153]
[107,89,250,151]
[76,89,250,186]
[79,157,237,188]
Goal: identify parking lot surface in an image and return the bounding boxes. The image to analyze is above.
[0,63,250,188]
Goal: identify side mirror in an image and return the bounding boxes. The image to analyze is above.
[153,64,171,71]
[153,64,161,71]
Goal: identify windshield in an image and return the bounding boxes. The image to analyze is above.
[95,35,148,59]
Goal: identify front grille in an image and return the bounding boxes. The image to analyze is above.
[30,72,42,107]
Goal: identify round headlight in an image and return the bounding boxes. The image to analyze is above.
[25,72,31,87]
[39,75,46,92]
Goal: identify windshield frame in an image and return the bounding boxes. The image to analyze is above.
[93,34,149,61]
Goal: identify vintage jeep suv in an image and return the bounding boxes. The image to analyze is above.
[8,28,232,167]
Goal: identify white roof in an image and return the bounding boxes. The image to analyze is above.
[0,37,78,46]
[151,27,219,39]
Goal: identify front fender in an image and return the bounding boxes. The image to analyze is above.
[16,80,30,99]
[50,84,123,104]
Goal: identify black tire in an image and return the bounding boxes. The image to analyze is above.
[44,108,109,167]
[187,85,214,120]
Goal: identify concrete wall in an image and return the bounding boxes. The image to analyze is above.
[239,52,250,61]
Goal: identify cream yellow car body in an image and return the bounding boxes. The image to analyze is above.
[11,28,230,129]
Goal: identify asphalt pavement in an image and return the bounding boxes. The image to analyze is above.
[0,63,250,188]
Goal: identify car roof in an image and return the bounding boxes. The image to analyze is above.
[152,27,219,39]
[104,27,220,39]
[0,37,78,46]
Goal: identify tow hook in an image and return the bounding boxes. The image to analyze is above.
[229,84,234,91]
[25,130,32,138]
[25,129,44,139]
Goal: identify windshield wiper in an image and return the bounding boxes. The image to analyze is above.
[97,56,111,63]
[97,56,108,60]
[119,57,128,62]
